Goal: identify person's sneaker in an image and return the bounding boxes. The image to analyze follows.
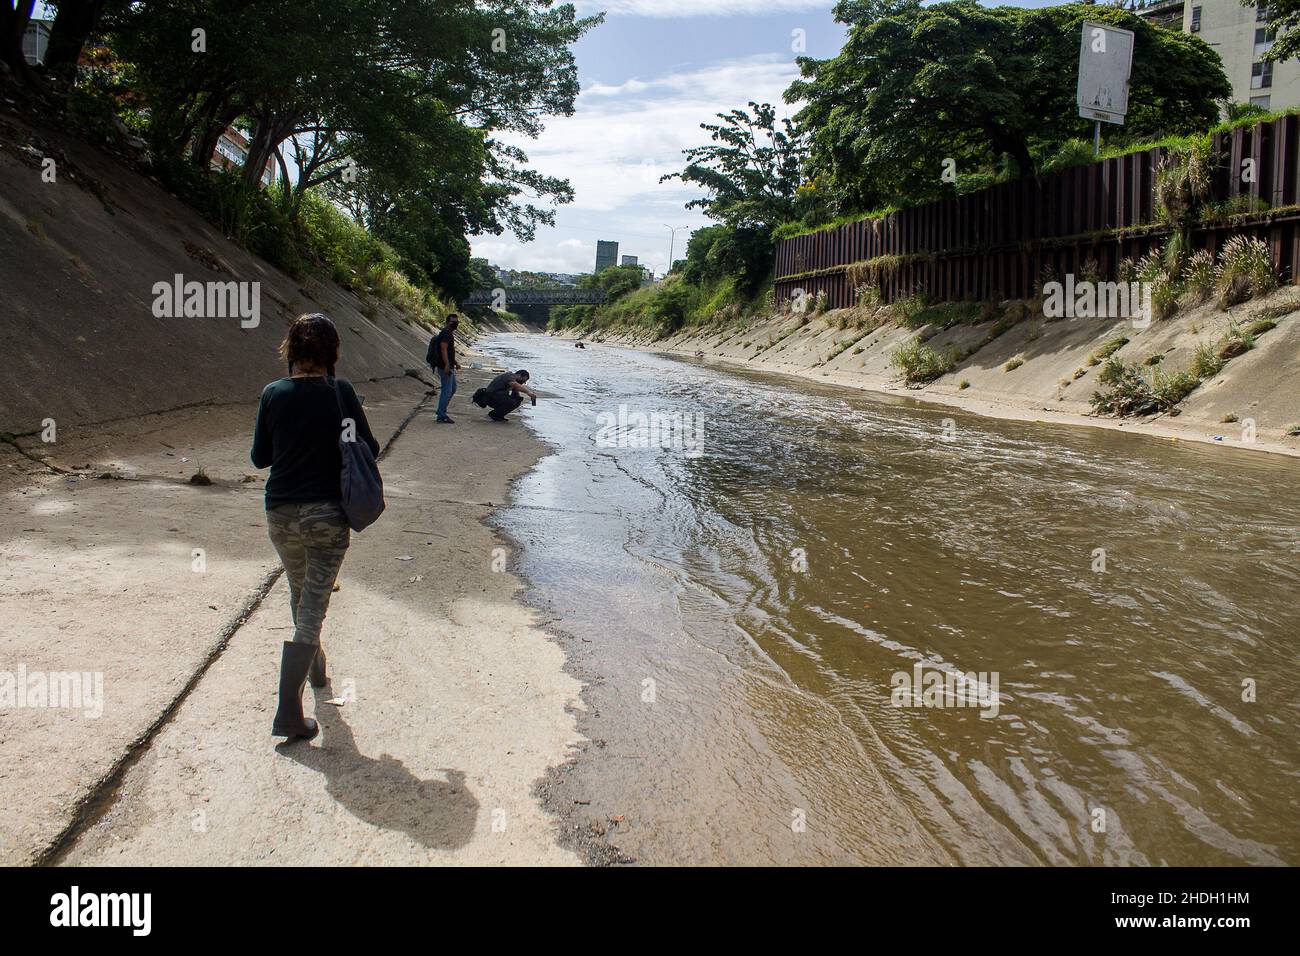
[488,412,508,422]
[437,416,456,424]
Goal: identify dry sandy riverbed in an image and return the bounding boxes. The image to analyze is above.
[0,364,583,865]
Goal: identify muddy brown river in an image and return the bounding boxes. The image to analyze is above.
[486,333,1299,866]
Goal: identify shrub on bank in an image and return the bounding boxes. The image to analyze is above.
[1090,361,1197,416]
[1090,311,1276,417]
[890,338,957,384]
[1214,236,1276,308]
[550,272,772,340]
[151,157,453,327]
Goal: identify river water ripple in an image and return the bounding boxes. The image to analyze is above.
[486,333,1299,866]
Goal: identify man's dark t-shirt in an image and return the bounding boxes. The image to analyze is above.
[428,328,456,371]
[250,377,379,510]
[486,372,518,396]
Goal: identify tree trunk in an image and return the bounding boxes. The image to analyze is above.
[989,125,1036,180]
[0,1,39,85]
[44,0,106,80]
[189,95,240,171]
[243,112,298,189]
[274,146,297,217]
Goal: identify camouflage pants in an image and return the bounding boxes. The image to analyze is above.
[266,501,351,645]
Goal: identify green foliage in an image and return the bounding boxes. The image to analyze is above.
[1243,317,1278,336]
[1152,275,1185,321]
[1190,340,1227,380]
[1093,313,1267,418]
[1091,361,1198,416]
[584,264,647,303]
[1200,195,1272,220]
[549,304,599,331]
[787,1,1230,213]
[889,293,931,327]
[97,0,598,302]
[911,301,982,330]
[774,205,898,241]
[1089,336,1130,365]
[677,224,774,294]
[550,271,773,341]
[662,103,821,229]
[890,338,957,384]
[1181,250,1216,304]
[1154,139,1215,270]
[1041,139,1097,174]
[1250,2,1300,63]
[1214,235,1277,307]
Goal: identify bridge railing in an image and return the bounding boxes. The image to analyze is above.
[463,287,608,306]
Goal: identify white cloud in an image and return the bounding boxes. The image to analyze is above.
[574,0,829,17]
[473,53,802,278]
[476,238,596,275]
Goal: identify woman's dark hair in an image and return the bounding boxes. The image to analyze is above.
[279,313,340,376]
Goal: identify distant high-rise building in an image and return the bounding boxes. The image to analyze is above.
[595,240,619,273]
[621,255,638,267]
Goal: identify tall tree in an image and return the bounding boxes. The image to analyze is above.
[42,0,123,80]
[788,1,1231,213]
[661,102,813,229]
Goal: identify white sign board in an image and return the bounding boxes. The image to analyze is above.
[1077,21,1135,125]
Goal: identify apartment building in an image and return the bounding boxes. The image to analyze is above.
[1131,1,1295,111]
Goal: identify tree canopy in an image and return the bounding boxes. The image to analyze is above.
[787,1,1232,213]
[662,102,825,293]
[660,102,814,230]
[1253,0,1300,63]
[8,1,599,301]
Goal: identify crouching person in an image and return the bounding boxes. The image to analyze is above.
[251,313,379,742]
[473,369,537,422]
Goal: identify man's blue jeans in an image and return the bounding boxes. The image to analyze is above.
[436,368,457,419]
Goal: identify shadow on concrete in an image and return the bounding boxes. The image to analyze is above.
[280,689,479,852]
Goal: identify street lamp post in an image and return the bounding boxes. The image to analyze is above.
[664,224,687,275]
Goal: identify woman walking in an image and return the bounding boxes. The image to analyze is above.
[251,313,379,741]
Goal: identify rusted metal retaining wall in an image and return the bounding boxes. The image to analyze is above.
[773,114,1300,308]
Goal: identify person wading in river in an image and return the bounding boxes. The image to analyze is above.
[427,313,461,424]
[252,313,379,741]
[473,369,537,422]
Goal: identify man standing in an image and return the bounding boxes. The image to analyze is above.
[427,314,461,424]
[473,369,537,422]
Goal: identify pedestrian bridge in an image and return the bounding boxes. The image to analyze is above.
[463,287,607,306]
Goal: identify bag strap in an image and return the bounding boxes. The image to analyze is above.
[329,376,348,422]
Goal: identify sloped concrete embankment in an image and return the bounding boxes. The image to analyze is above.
[559,290,1300,457]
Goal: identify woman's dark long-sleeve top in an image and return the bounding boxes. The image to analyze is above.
[251,377,380,510]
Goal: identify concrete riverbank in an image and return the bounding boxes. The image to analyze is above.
[1,356,583,865]
[555,288,1300,459]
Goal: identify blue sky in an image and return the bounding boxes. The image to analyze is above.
[474,1,849,277]
[474,0,1061,278]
